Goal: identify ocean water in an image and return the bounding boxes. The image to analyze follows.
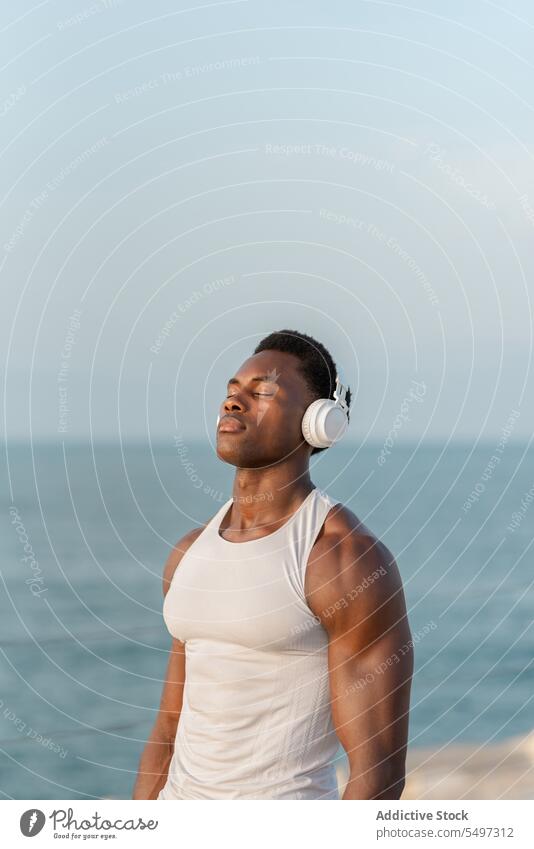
[1,439,533,800]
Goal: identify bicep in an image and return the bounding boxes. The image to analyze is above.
[328,623,413,764]
[308,534,413,783]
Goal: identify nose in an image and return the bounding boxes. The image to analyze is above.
[223,393,245,414]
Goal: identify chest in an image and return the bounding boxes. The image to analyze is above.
[162,545,325,652]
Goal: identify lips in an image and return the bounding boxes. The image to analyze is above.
[218,415,246,433]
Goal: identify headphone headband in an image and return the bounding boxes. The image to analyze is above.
[333,374,349,413]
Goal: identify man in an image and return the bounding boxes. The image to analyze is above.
[133,329,413,800]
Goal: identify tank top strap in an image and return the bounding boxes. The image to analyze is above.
[205,497,234,533]
[288,487,340,602]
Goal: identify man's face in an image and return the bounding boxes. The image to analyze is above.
[215,350,313,468]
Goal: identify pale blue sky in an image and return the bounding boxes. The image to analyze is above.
[1,0,533,442]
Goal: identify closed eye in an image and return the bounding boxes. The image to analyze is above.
[225,393,273,398]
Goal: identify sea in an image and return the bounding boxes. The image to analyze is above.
[1,439,533,799]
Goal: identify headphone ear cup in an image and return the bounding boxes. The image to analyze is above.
[302,399,348,448]
[302,399,328,448]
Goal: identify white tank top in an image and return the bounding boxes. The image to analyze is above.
[158,486,341,800]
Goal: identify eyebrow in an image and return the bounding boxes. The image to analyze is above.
[227,375,276,388]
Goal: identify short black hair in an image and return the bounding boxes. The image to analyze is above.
[253,329,351,455]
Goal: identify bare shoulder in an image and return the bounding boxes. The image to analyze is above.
[305,502,405,631]
[162,524,206,597]
[308,501,397,583]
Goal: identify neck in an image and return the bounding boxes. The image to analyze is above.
[227,457,314,532]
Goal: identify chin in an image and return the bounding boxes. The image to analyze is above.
[215,441,275,469]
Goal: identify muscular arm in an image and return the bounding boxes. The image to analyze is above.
[306,510,413,800]
[132,527,204,799]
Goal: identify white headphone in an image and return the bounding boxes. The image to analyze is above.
[217,373,349,450]
[301,373,350,448]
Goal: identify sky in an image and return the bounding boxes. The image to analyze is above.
[1,0,533,443]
